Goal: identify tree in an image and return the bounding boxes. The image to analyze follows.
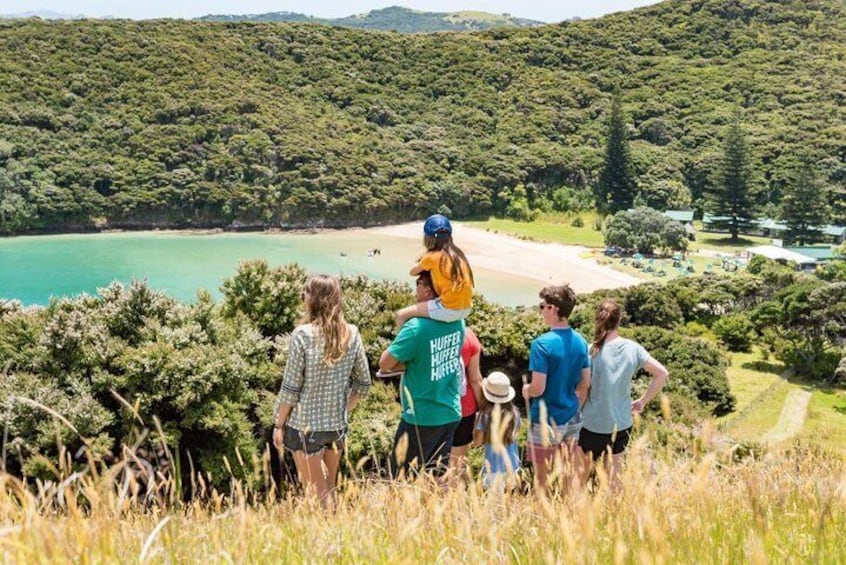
[604,206,688,255]
[635,179,692,211]
[707,111,757,242]
[597,92,637,213]
[781,159,830,245]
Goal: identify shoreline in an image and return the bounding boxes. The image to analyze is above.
[368,222,640,293]
[1,222,641,295]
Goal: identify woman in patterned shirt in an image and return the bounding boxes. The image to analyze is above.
[272,275,371,508]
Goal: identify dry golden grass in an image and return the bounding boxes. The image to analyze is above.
[0,430,844,564]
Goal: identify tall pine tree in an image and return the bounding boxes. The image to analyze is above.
[707,110,756,242]
[782,159,830,245]
[597,92,637,213]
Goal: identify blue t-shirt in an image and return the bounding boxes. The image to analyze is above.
[582,337,650,434]
[528,327,590,426]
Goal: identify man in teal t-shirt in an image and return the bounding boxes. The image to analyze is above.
[380,312,464,479]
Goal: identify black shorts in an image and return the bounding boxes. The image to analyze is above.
[452,413,476,448]
[283,427,345,455]
[389,419,460,479]
[578,427,632,461]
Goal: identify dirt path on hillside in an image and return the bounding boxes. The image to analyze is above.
[761,389,812,445]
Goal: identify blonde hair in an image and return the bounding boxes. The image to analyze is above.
[592,299,622,355]
[302,275,350,366]
[423,233,475,289]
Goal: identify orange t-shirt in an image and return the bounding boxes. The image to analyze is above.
[418,250,473,310]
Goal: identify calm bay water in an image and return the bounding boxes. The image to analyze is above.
[0,231,539,307]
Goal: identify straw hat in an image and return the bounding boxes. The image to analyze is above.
[482,371,516,404]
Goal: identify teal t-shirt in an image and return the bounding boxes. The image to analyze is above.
[582,337,650,434]
[388,318,464,426]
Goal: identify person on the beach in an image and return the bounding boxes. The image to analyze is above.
[272,275,371,509]
[380,275,465,479]
[579,299,668,491]
[522,283,591,495]
[474,371,521,491]
[395,214,474,327]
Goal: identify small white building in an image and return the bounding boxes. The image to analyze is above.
[746,245,818,270]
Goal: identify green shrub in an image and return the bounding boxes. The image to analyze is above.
[712,314,754,352]
[570,216,584,227]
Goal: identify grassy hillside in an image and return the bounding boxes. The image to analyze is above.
[197,6,544,32]
[0,0,844,233]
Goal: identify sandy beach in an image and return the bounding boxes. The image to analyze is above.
[369,222,641,294]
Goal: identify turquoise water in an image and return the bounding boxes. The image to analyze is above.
[0,231,539,307]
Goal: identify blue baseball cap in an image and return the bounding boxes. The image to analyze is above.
[423,214,452,238]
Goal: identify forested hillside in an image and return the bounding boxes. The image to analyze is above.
[0,0,844,234]
[197,6,544,32]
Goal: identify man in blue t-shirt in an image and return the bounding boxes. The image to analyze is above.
[522,283,590,494]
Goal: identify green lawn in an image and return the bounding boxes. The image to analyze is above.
[690,232,772,254]
[718,348,846,455]
[802,386,846,455]
[724,350,785,412]
[719,348,788,438]
[465,215,769,257]
[464,212,606,248]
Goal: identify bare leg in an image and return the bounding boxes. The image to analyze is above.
[292,451,331,509]
[532,457,551,496]
[448,443,470,483]
[606,451,625,494]
[395,302,431,329]
[321,448,343,510]
[575,445,594,488]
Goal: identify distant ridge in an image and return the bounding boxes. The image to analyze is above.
[195,6,545,32]
[0,9,87,20]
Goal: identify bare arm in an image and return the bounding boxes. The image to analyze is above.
[348,333,371,413]
[522,371,547,400]
[466,352,484,409]
[632,356,669,414]
[576,367,591,408]
[409,264,424,276]
[379,349,403,372]
[274,404,293,429]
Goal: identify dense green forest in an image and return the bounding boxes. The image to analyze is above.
[0,0,845,234]
[196,6,544,32]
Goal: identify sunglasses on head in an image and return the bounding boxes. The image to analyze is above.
[539,302,556,312]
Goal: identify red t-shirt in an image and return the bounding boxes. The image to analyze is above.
[460,328,482,417]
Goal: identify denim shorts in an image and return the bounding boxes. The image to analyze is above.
[283,427,345,455]
[525,412,583,462]
[426,298,471,322]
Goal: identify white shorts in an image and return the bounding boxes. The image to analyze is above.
[426,298,471,322]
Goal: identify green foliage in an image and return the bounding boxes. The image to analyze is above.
[635,179,693,212]
[623,283,684,329]
[220,261,306,338]
[626,326,735,417]
[0,0,844,234]
[345,381,401,472]
[834,355,846,385]
[712,314,754,352]
[752,278,846,380]
[597,92,637,213]
[604,206,688,254]
[781,159,830,245]
[706,110,758,240]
